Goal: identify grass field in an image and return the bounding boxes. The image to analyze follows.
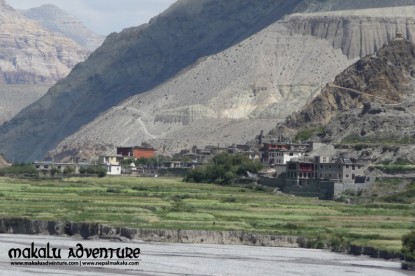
[0,176,413,253]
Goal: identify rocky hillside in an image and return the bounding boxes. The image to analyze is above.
[271,36,415,165]
[22,4,104,51]
[2,0,415,162]
[0,0,306,162]
[50,18,352,160]
[50,5,415,160]
[0,0,89,84]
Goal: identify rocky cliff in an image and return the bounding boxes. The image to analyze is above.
[0,1,89,84]
[274,37,415,158]
[286,6,415,59]
[22,4,105,51]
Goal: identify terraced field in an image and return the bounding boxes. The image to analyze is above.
[0,176,413,253]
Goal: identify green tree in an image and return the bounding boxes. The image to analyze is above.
[184,153,262,185]
[63,167,75,175]
[50,168,60,177]
[403,231,415,260]
[0,164,37,176]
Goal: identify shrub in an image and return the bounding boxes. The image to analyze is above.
[0,164,37,176]
[80,166,107,177]
[295,126,324,142]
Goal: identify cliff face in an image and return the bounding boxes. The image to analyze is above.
[22,4,105,51]
[286,6,415,59]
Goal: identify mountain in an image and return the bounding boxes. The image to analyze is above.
[0,0,89,84]
[2,0,415,162]
[273,36,415,162]
[0,84,49,125]
[50,17,352,160]
[0,0,89,85]
[0,0,93,127]
[22,4,105,51]
[0,0,305,162]
[50,5,415,160]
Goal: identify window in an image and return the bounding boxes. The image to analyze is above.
[44,165,49,169]
[352,165,355,170]
[320,165,323,169]
[35,165,40,169]
[289,153,294,156]
[352,174,355,180]
[346,174,349,178]
[346,165,349,169]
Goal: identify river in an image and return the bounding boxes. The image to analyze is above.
[0,234,409,275]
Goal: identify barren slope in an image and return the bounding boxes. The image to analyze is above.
[0,0,305,162]
[51,6,415,159]
[51,20,351,159]
[0,84,50,125]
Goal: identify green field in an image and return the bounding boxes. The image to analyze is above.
[0,176,413,253]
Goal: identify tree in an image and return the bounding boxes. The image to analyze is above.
[184,153,263,185]
[403,231,415,260]
[50,168,60,177]
[63,167,75,175]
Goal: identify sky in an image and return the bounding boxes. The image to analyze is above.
[7,0,177,35]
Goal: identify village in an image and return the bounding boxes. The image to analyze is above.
[31,133,375,200]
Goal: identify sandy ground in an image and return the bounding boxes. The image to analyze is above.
[0,234,409,276]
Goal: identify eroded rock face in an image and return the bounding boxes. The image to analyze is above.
[277,38,415,146]
[286,7,415,59]
[0,2,89,85]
